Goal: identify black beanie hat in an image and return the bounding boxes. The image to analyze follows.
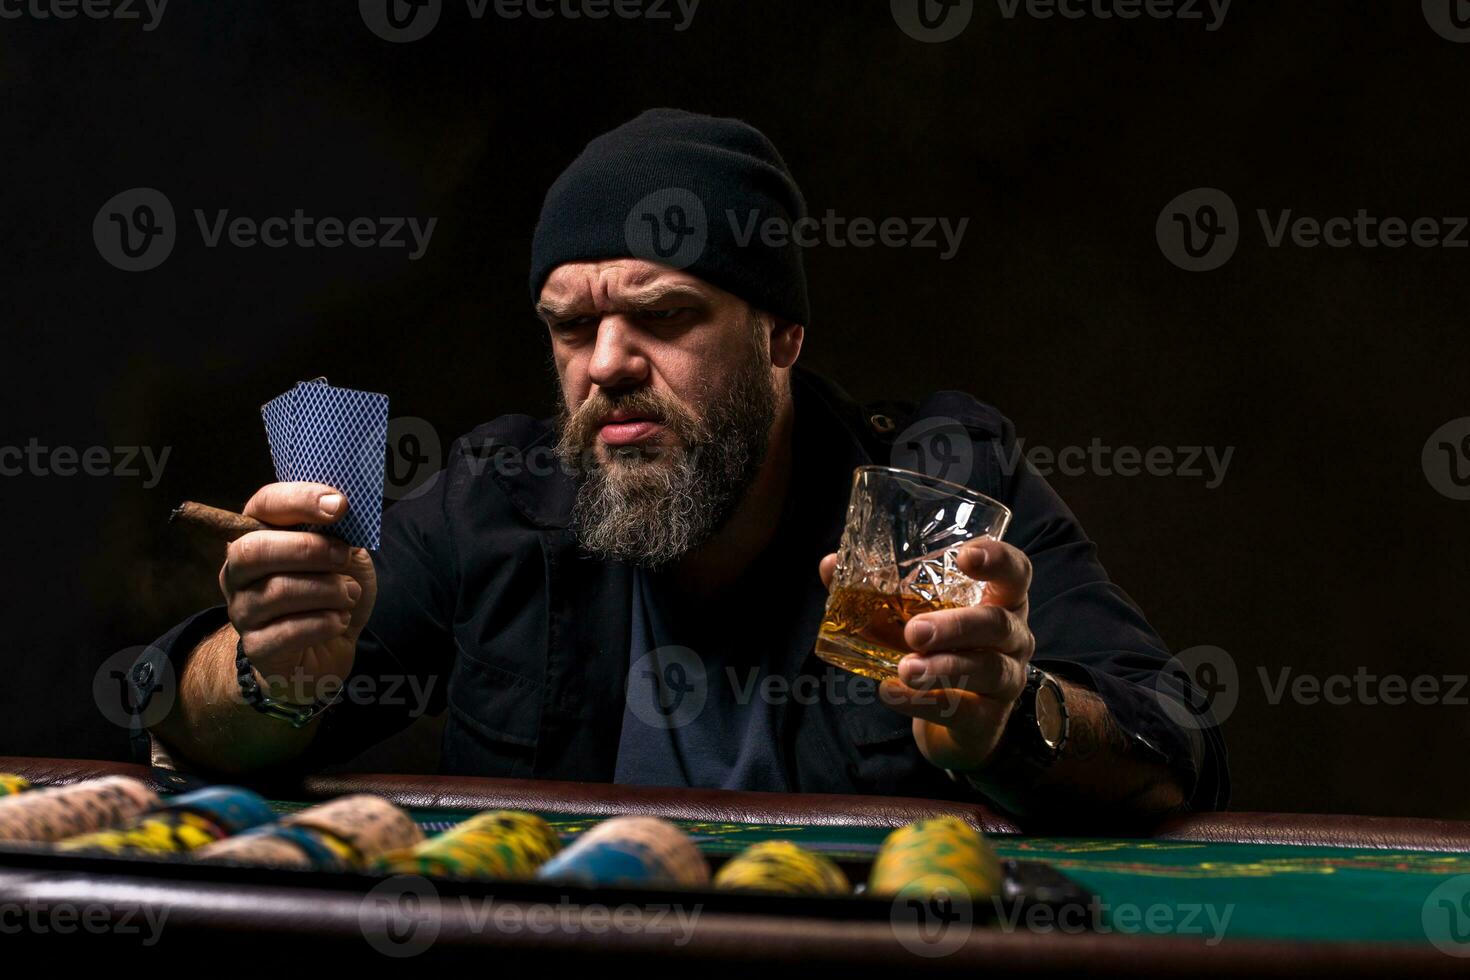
[529,108,811,326]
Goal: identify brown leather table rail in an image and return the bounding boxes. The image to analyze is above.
[4,754,1470,852]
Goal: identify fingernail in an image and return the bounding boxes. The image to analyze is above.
[899,655,929,686]
[331,542,350,564]
[338,611,352,627]
[968,542,988,567]
[909,620,935,648]
[319,493,344,517]
[345,581,362,603]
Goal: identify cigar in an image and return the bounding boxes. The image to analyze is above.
[170,501,270,542]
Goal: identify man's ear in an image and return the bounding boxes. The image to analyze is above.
[769,317,804,369]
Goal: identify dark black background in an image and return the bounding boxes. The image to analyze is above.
[3,0,1467,818]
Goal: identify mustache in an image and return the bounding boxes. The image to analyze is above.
[559,386,704,452]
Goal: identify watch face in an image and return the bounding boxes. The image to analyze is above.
[1036,684,1065,749]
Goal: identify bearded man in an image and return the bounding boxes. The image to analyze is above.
[135,109,1227,821]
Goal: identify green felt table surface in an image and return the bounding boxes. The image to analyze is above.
[270,802,1470,946]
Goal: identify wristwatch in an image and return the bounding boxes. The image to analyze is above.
[235,636,342,729]
[951,664,1069,792]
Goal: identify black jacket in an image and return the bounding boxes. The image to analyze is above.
[135,367,1229,810]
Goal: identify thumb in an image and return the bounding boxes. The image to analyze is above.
[818,553,838,591]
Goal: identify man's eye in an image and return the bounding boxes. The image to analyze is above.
[554,316,595,332]
[641,308,690,322]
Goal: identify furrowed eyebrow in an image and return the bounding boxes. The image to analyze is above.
[535,299,586,323]
[536,284,711,322]
[619,284,711,310]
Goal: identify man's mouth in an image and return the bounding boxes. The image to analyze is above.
[598,412,666,447]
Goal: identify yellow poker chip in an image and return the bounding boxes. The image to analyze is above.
[869,817,1003,900]
[713,841,851,895]
[0,775,30,798]
[375,810,562,880]
[60,810,228,856]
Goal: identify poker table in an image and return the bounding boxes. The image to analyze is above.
[2,757,1469,974]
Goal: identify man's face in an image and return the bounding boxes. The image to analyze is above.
[537,258,779,567]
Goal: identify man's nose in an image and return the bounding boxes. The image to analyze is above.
[587,316,650,390]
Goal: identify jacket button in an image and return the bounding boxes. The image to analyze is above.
[132,661,155,690]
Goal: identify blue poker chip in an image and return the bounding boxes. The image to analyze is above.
[537,841,662,886]
[168,787,277,835]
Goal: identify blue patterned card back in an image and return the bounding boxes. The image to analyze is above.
[259,379,389,550]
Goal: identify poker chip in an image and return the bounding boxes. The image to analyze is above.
[195,824,357,871]
[0,775,30,798]
[374,810,562,880]
[200,794,423,870]
[712,840,851,895]
[537,815,709,888]
[0,776,160,844]
[868,816,1002,900]
[282,794,424,859]
[58,786,276,856]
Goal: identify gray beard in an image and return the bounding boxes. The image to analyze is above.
[555,357,777,570]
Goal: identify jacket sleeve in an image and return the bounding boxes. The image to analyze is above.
[914,393,1231,811]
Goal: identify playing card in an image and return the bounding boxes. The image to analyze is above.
[260,388,297,479]
[259,378,389,550]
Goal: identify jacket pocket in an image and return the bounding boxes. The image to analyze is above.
[442,653,543,778]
